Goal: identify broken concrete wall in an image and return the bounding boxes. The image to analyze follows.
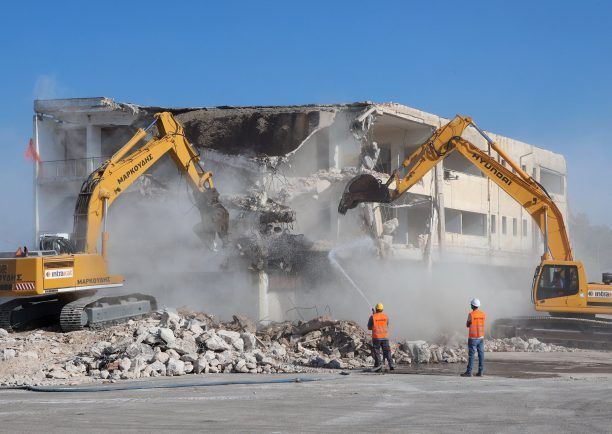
[32,98,572,326]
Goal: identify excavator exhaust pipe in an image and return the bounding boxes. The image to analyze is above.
[338,174,391,214]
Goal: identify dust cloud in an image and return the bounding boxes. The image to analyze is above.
[293,242,534,341]
[105,173,258,321]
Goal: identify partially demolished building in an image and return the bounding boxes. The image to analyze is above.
[32,98,568,320]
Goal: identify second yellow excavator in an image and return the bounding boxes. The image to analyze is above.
[0,112,228,331]
[339,115,612,347]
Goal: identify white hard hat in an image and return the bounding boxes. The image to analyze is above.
[470,298,481,307]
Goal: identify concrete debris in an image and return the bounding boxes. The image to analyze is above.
[0,311,578,386]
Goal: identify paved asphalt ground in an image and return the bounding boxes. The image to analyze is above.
[0,352,610,433]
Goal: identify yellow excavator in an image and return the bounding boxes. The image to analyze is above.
[339,115,612,347]
[0,112,228,332]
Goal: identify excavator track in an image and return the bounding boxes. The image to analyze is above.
[0,292,156,332]
[0,295,67,332]
[492,316,612,350]
[60,293,157,332]
[0,299,21,332]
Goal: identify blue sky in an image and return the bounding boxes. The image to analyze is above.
[0,0,610,248]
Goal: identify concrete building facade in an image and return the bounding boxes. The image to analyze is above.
[33,98,568,266]
[31,98,569,321]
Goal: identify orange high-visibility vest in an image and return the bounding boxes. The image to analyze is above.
[468,310,486,338]
[371,312,389,339]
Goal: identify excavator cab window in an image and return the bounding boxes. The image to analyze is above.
[536,265,579,300]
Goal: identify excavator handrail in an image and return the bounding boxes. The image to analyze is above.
[72,112,228,255]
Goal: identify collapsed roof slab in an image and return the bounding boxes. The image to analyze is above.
[173,107,337,156]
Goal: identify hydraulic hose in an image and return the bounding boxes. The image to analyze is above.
[2,376,335,393]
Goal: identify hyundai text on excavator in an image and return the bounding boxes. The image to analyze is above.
[0,112,228,332]
[339,115,612,348]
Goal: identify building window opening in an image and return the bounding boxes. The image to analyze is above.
[522,219,528,237]
[443,152,484,177]
[445,208,462,234]
[540,168,565,195]
[512,218,518,236]
[502,216,507,235]
[490,215,496,234]
[462,211,486,237]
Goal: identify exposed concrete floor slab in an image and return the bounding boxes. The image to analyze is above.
[0,351,611,433]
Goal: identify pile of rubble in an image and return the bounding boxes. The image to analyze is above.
[0,310,576,386]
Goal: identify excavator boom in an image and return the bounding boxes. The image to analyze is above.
[339,115,572,261]
[338,114,612,345]
[73,112,228,254]
[0,112,228,332]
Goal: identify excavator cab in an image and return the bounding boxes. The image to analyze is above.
[338,174,392,214]
[533,262,581,303]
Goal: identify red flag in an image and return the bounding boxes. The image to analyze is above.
[24,138,41,163]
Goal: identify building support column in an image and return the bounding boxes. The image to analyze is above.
[258,270,270,325]
[328,129,341,240]
[86,125,102,174]
[434,162,445,255]
[33,115,40,246]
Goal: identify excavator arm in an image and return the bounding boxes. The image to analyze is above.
[338,115,572,261]
[73,112,229,255]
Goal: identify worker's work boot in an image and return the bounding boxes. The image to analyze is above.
[460,372,472,377]
[475,372,484,377]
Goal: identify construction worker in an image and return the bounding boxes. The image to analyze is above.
[368,303,394,371]
[461,298,485,377]
[15,247,23,257]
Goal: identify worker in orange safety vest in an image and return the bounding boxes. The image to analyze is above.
[461,298,486,377]
[368,303,394,371]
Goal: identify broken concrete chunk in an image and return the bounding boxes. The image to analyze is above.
[158,328,176,346]
[90,341,112,358]
[168,336,198,355]
[155,351,170,364]
[124,343,155,362]
[241,332,257,351]
[0,349,16,361]
[47,368,69,379]
[159,309,181,329]
[232,315,257,333]
[193,358,208,374]
[205,334,232,351]
[119,357,132,371]
[166,359,186,376]
[217,330,241,345]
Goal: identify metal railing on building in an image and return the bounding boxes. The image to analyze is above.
[37,157,110,182]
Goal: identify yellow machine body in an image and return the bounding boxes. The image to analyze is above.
[0,254,123,297]
[534,260,612,315]
[338,114,612,318]
[0,112,227,331]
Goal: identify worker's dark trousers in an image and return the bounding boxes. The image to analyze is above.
[372,338,393,368]
[466,338,484,374]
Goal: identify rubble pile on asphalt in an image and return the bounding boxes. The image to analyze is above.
[0,310,577,386]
